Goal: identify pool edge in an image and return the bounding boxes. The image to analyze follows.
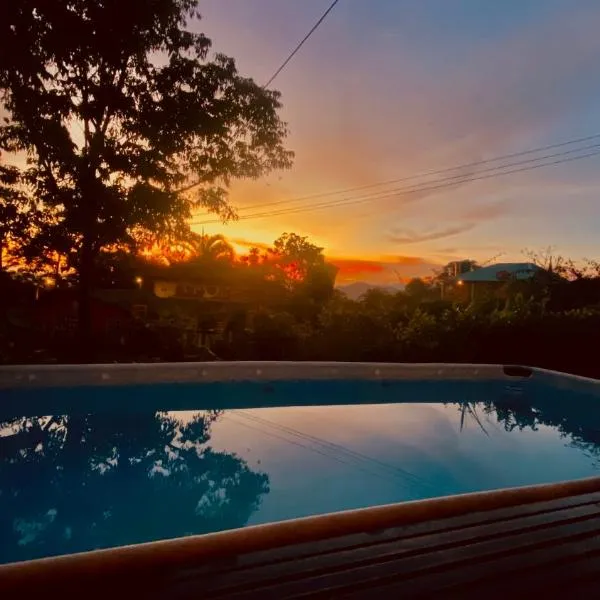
[2,475,600,588]
[1,361,597,390]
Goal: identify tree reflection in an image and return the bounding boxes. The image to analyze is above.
[456,390,600,463]
[0,410,269,564]
[459,402,489,436]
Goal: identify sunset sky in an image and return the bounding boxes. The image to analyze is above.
[194,0,600,283]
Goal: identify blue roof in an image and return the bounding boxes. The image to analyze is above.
[457,262,541,283]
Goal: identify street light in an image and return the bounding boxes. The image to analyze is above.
[42,276,56,289]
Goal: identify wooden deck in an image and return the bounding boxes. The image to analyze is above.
[170,490,600,599]
[2,478,600,598]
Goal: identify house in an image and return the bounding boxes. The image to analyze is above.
[33,260,279,352]
[456,263,542,284]
[456,262,545,302]
[152,277,232,302]
[96,264,265,349]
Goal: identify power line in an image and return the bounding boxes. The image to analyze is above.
[174,1,341,197]
[236,132,600,214]
[192,145,600,224]
[233,143,600,220]
[230,409,436,492]
[264,0,341,89]
[224,414,401,483]
[189,133,600,221]
[248,148,600,220]
[229,142,600,220]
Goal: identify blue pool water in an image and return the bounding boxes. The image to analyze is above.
[1,377,600,564]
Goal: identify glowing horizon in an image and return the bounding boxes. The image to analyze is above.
[192,0,600,283]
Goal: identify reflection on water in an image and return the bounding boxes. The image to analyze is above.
[0,411,269,564]
[2,383,600,565]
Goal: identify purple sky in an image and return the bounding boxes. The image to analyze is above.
[192,1,600,281]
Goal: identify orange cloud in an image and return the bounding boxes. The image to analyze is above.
[333,255,439,284]
[388,224,477,245]
[231,238,271,252]
[385,256,429,267]
[330,258,385,276]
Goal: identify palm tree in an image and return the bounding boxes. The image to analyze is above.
[156,233,235,266]
[185,233,235,263]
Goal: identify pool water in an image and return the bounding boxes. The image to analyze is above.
[1,378,600,564]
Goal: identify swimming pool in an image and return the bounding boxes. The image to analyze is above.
[1,362,599,565]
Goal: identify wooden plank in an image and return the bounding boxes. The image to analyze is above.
[172,504,600,598]
[179,500,600,595]
[171,490,600,584]
[438,551,600,600]
[555,573,600,600]
[340,534,600,599]
[237,489,600,567]
[218,514,600,599]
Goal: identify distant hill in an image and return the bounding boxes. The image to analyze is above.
[336,281,404,300]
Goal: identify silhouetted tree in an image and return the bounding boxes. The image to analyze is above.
[0,159,29,271]
[185,233,235,263]
[270,233,337,311]
[271,233,327,284]
[523,247,566,280]
[245,247,264,267]
[0,0,293,354]
[152,233,235,267]
[405,277,434,300]
[434,260,480,283]
[93,249,144,289]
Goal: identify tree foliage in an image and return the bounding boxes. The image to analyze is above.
[0,158,29,270]
[404,277,434,300]
[0,0,293,344]
[433,260,480,284]
[269,233,338,311]
[271,233,326,279]
[188,233,235,262]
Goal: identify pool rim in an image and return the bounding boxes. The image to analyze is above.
[0,362,599,397]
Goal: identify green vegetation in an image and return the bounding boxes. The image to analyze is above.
[3,229,600,378]
[210,264,600,379]
[1,2,600,377]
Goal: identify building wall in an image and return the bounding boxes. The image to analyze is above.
[153,279,231,301]
[153,280,177,298]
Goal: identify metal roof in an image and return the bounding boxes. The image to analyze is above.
[457,262,542,283]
